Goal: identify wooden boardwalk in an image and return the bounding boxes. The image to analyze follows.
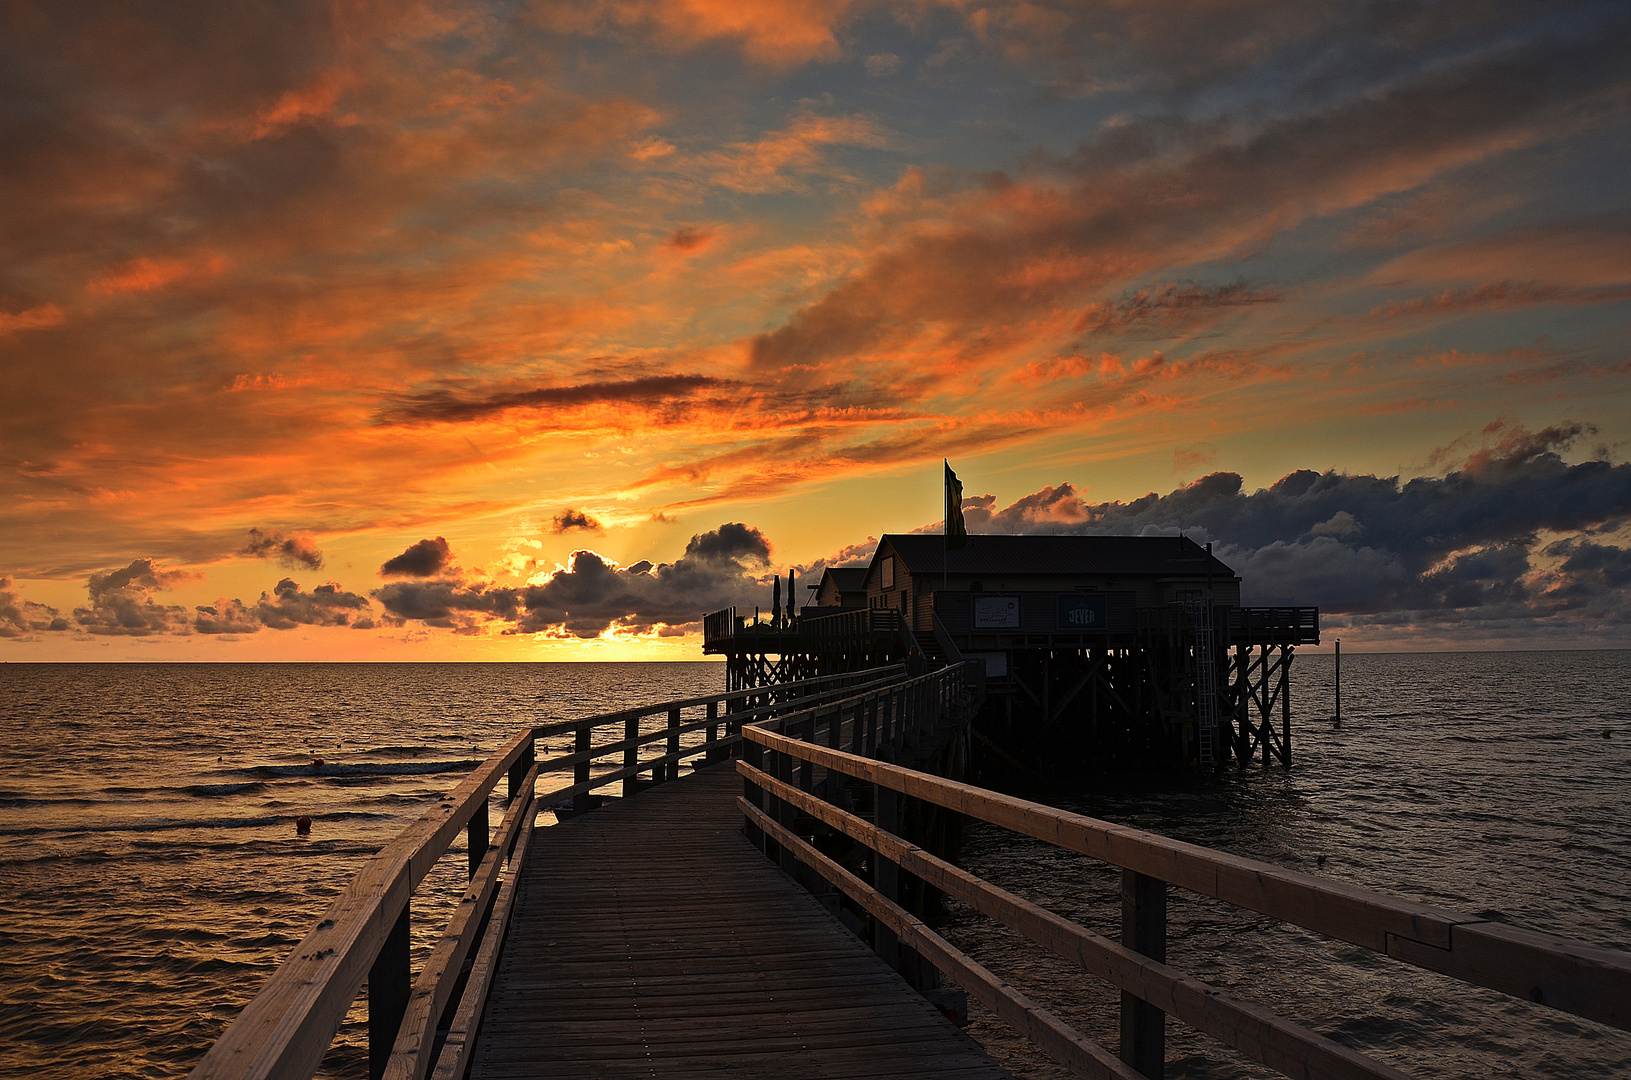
[469,763,1010,1080]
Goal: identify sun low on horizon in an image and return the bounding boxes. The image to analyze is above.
[4,2,1631,661]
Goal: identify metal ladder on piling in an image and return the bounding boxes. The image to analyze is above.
[1189,600,1219,766]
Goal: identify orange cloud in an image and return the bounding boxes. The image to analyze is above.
[533,0,860,65]
[86,254,229,297]
[0,304,64,335]
[1377,213,1631,287]
[247,70,352,139]
[705,113,889,193]
[1368,281,1631,321]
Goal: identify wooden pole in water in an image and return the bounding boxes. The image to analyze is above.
[1334,638,1341,729]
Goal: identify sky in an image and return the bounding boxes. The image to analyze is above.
[3,1,1631,660]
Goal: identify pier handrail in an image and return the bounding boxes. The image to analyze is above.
[190,664,907,1080]
[740,687,1631,1079]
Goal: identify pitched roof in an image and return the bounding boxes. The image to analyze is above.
[820,566,869,590]
[877,533,1236,578]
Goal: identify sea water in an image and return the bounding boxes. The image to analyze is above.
[1,655,1627,1078]
[0,662,724,1079]
[943,651,1631,1078]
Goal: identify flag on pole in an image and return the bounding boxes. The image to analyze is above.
[944,459,967,550]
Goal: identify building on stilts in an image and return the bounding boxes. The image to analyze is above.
[703,532,1319,781]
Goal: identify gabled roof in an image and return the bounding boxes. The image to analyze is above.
[819,566,869,590]
[876,533,1236,578]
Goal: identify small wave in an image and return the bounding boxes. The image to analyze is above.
[243,759,478,779]
[183,782,268,798]
[0,795,100,809]
[0,814,285,839]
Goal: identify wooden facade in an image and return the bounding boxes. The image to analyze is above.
[703,533,1319,777]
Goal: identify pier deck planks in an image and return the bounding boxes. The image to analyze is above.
[470,763,1010,1080]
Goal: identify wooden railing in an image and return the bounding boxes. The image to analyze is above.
[798,605,903,647]
[704,604,907,652]
[1223,605,1321,645]
[190,665,907,1080]
[738,689,1631,1080]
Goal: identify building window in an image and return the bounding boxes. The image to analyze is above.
[881,556,895,590]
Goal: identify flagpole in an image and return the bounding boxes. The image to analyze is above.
[942,460,949,593]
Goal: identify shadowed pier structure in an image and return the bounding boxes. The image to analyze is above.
[706,534,1322,778]
[194,664,1631,1080]
[472,763,1006,1079]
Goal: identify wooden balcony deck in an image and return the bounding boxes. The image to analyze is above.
[470,763,1007,1080]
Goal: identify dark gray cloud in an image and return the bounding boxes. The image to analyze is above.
[681,522,772,564]
[376,375,729,425]
[73,558,194,636]
[0,576,68,638]
[1075,282,1279,339]
[254,577,372,630]
[551,508,601,533]
[380,537,452,578]
[372,523,776,638]
[194,597,261,635]
[665,226,714,251]
[239,527,324,570]
[373,578,522,628]
[959,421,1631,636]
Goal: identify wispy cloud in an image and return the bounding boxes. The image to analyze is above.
[377,375,732,425]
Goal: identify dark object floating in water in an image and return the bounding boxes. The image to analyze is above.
[1605,729,1614,738]
[295,815,312,836]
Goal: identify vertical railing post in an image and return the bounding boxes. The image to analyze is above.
[466,797,489,879]
[742,730,766,853]
[800,713,817,795]
[573,722,592,816]
[666,706,681,781]
[873,782,900,970]
[775,746,799,880]
[507,738,534,803]
[706,700,721,762]
[623,713,641,797]
[368,901,410,1080]
[1120,870,1167,1078]
[827,704,843,751]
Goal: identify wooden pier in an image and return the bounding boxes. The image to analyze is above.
[193,664,1631,1080]
[471,763,1003,1079]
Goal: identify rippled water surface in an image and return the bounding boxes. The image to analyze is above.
[944,651,1631,1079]
[2,655,1628,1079]
[0,662,724,1080]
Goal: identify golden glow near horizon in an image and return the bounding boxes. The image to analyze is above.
[4,3,1631,659]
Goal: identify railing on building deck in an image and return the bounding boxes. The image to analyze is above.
[739,689,1631,1080]
[189,665,907,1080]
[1224,606,1321,645]
[703,604,905,651]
